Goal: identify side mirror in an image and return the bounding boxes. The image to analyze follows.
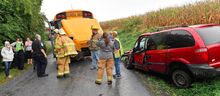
[133,47,140,52]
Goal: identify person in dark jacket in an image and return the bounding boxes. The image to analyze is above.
[32,34,48,77]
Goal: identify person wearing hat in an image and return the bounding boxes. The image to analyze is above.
[54,28,78,78]
[88,25,101,70]
[111,31,124,79]
[54,29,59,34]
[32,34,48,77]
[1,41,14,78]
[51,29,59,58]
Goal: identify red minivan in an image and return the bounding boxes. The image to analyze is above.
[124,24,220,88]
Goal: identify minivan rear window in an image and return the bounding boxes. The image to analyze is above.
[197,26,220,45]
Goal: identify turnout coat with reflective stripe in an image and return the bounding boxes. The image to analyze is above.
[55,35,78,58]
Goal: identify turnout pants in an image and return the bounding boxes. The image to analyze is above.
[96,58,114,82]
[57,56,70,76]
[33,56,47,76]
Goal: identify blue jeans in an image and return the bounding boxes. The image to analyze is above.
[4,61,12,77]
[91,50,99,68]
[114,58,121,76]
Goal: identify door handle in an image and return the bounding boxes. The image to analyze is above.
[148,62,153,65]
[144,55,151,59]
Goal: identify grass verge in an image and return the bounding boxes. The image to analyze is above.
[139,71,220,96]
[0,64,32,85]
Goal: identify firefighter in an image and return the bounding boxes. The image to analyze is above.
[54,28,78,78]
[95,32,114,85]
[88,25,101,70]
[112,31,124,78]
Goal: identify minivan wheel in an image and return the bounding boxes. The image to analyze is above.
[124,56,134,69]
[172,70,192,88]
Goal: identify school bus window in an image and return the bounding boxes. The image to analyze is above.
[83,11,93,19]
[56,12,66,19]
[66,11,83,18]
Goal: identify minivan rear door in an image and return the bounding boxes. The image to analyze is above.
[197,26,220,68]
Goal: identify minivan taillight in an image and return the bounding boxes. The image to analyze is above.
[195,48,208,63]
[195,48,207,53]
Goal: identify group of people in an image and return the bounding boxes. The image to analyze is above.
[0,28,83,79]
[1,37,34,78]
[1,25,123,86]
[88,25,123,85]
[50,25,123,85]
[1,34,49,78]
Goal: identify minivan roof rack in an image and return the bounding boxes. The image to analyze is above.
[155,25,188,31]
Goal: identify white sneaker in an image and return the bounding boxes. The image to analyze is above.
[8,75,13,79]
[90,67,97,70]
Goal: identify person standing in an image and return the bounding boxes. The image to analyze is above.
[112,31,124,78]
[32,34,48,77]
[1,41,14,78]
[88,25,101,70]
[25,37,33,65]
[12,38,25,70]
[54,29,78,78]
[95,32,114,85]
[51,29,57,58]
[53,29,59,70]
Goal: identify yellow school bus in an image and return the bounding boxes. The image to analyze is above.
[50,10,103,60]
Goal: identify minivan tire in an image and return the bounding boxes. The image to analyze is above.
[124,55,134,69]
[172,70,192,88]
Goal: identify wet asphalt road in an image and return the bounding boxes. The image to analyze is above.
[0,54,152,96]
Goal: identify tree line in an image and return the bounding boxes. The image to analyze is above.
[0,0,46,47]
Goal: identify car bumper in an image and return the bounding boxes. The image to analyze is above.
[187,64,220,78]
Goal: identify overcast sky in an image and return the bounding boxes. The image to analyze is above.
[41,0,203,22]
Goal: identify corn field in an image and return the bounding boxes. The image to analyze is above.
[101,0,220,32]
[100,1,220,96]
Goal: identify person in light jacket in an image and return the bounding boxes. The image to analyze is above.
[95,32,114,85]
[88,25,101,70]
[25,37,33,65]
[1,41,14,78]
